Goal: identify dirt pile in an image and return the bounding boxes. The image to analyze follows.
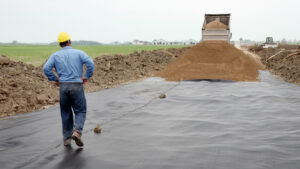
[0,55,58,117]
[249,45,300,84]
[157,41,265,81]
[0,47,190,117]
[85,48,190,92]
[205,20,229,29]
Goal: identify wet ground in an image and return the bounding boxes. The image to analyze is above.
[1,71,300,169]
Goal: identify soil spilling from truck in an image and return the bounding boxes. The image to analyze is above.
[204,20,229,29]
[157,40,265,81]
[85,48,189,92]
[0,47,190,117]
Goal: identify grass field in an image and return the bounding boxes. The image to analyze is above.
[0,45,185,66]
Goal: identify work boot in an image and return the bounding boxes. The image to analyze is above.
[63,139,71,146]
[72,131,84,147]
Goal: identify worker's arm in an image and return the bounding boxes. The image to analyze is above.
[80,51,94,80]
[43,55,58,82]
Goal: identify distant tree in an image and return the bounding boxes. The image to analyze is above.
[49,42,58,46]
[12,40,18,44]
[281,38,287,44]
[49,40,102,46]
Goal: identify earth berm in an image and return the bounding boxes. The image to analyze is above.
[249,44,300,85]
[0,47,189,117]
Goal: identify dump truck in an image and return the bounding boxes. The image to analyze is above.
[202,14,232,42]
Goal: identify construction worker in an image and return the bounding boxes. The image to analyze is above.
[43,32,94,147]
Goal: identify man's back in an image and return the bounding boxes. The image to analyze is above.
[43,46,94,83]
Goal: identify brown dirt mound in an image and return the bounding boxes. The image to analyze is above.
[205,20,229,29]
[0,47,190,117]
[249,45,300,84]
[156,41,265,81]
[85,48,190,92]
[0,55,59,117]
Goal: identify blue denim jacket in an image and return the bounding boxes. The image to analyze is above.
[43,46,94,83]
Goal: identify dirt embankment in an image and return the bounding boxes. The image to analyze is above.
[0,55,59,117]
[85,48,188,92]
[0,47,189,117]
[249,45,300,84]
[157,40,265,81]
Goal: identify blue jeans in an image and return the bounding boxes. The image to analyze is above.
[59,83,86,141]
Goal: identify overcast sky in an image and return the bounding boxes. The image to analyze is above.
[0,0,299,43]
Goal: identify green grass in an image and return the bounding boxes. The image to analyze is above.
[0,45,186,66]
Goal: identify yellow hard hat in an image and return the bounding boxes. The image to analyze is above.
[57,32,71,43]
